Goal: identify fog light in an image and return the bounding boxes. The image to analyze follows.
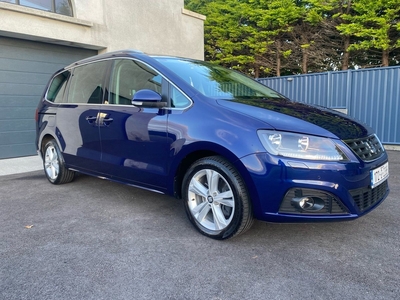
[280,188,349,215]
[291,197,325,211]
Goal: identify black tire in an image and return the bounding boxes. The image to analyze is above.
[42,140,75,184]
[182,156,253,240]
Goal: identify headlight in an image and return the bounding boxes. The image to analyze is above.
[257,130,348,161]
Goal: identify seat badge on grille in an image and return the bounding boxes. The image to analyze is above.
[365,141,377,154]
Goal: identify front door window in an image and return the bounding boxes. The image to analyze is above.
[108,59,162,105]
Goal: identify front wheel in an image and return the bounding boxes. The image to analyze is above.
[182,156,253,240]
[43,140,75,184]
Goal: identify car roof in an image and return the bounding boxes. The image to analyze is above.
[64,49,202,70]
[64,49,145,69]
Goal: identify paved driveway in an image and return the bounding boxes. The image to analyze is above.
[1,152,399,300]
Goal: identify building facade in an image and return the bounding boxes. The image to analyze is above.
[0,0,205,158]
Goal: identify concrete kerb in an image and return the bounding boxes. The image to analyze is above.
[0,155,43,176]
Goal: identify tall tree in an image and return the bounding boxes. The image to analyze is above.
[186,0,258,75]
[246,0,303,76]
[336,0,400,67]
[304,0,356,70]
[185,0,400,76]
[287,0,337,73]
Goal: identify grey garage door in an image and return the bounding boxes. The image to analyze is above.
[0,37,97,159]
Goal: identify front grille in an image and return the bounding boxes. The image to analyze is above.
[344,134,384,161]
[349,180,388,212]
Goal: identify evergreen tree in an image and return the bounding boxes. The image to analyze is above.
[185,0,400,76]
[335,0,400,66]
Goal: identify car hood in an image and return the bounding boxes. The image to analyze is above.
[217,98,371,140]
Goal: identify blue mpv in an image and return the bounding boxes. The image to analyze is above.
[36,50,390,239]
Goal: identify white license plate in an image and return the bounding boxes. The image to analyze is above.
[370,162,389,188]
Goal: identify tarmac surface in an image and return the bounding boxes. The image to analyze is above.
[0,152,399,300]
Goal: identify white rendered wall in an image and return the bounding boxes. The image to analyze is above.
[0,0,205,59]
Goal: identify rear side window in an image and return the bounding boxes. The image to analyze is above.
[67,61,109,104]
[46,71,70,103]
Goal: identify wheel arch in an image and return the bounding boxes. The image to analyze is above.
[171,142,258,206]
[39,134,58,156]
[173,149,218,199]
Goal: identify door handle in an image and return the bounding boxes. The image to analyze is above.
[86,116,97,124]
[103,118,113,126]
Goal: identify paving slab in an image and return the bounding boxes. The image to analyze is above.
[0,155,42,176]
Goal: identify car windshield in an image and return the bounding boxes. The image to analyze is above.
[155,57,284,100]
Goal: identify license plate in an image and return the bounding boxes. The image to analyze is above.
[371,162,389,188]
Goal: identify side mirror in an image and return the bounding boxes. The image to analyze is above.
[132,89,167,108]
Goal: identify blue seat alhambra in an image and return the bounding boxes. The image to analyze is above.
[36,50,390,239]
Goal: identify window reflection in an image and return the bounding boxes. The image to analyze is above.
[0,0,73,17]
[55,0,72,16]
[20,0,52,12]
[109,59,162,105]
[68,62,109,104]
[171,86,191,108]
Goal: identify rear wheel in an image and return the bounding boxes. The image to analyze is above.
[43,140,75,184]
[182,156,253,240]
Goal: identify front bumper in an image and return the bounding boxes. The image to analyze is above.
[239,151,390,222]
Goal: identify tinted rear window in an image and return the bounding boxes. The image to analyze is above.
[67,61,109,104]
[46,71,70,103]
